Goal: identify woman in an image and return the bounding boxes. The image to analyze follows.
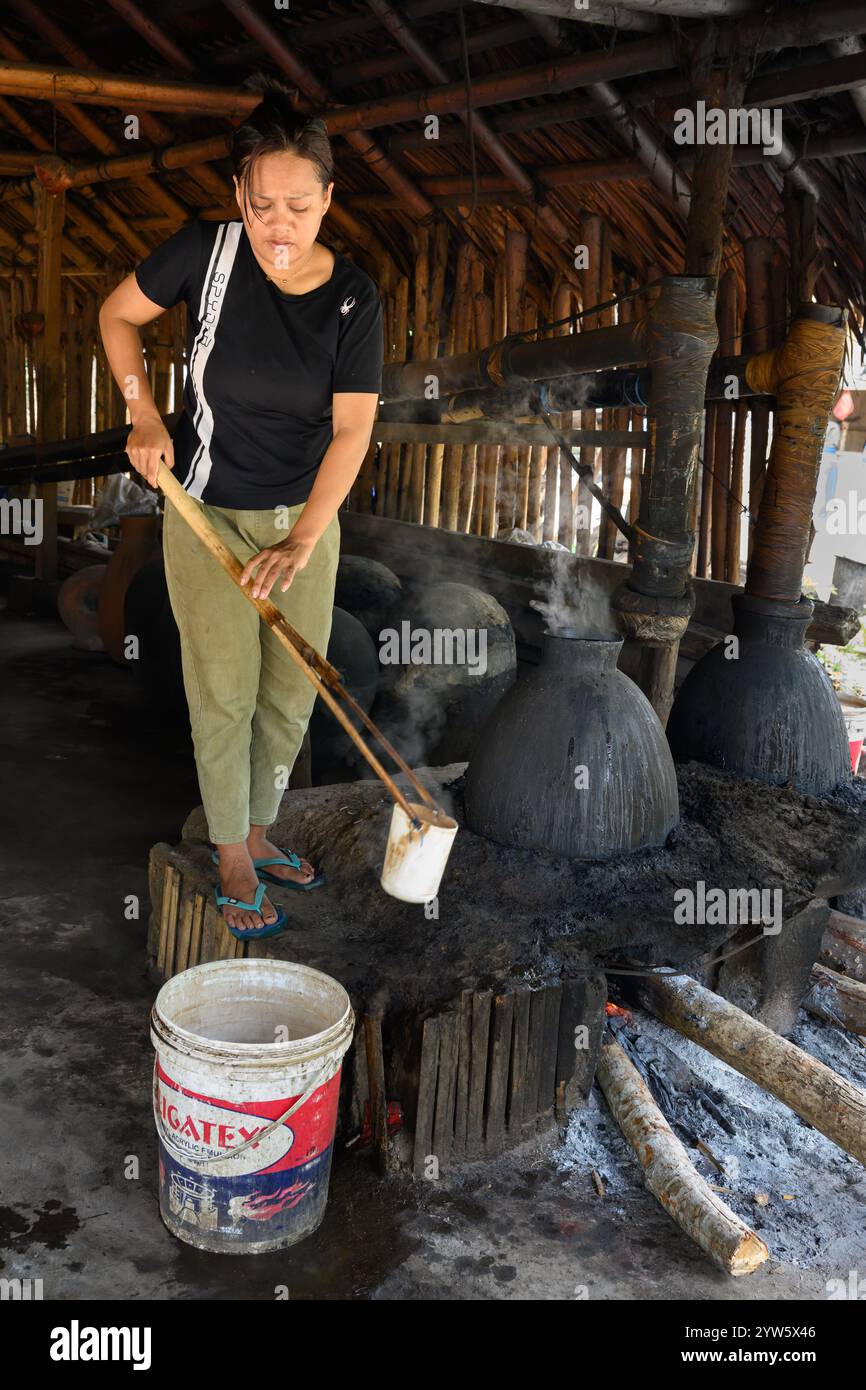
[100,82,384,941]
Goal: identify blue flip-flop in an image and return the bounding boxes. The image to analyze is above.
[213,881,289,941]
[254,848,325,892]
[210,847,324,892]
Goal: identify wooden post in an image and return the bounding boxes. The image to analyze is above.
[458,253,485,531]
[496,229,528,534]
[553,273,578,544]
[441,243,474,531]
[623,66,742,724]
[576,214,603,556]
[598,270,630,560]
[710,269,738,578]
[514,288,536,533]
[487,255,506,537]
[726,398,748,584]
[784,180,821,309]
[424,223,448,528]
[34,181,64,581]
[627,274,651,562]
[472,289,496,537]
[744,237,773,529]
[407,224,430,524]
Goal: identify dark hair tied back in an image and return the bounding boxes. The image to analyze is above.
[232,75,334,215]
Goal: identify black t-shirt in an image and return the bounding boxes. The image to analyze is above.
[134,219,384,508]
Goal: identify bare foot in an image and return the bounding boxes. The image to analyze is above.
[216,846,279,933]
[247,832,316,886]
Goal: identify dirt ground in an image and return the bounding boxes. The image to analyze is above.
[2,607,865,1302]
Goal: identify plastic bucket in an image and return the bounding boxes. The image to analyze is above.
[380,800,459,903]
[840,695,866,775]
[150,959,354,1255]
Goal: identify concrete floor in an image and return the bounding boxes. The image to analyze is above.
[0,605,857,1301]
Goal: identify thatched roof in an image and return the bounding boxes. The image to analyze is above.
[1,0,865,337]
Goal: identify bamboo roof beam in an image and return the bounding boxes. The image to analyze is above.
[8,0,228,207]
[0,33,193,232]
[527,12,690,215]
[220,0,435,225]
[75,0,235,205]
[6,125,865,212]
[0,3,861,127]
[100,0,198,76]
[329,13,531,88]
[0,60,261,119]
[0,89,135,269]
[365,0,578,284]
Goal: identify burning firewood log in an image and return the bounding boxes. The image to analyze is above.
[596,1036,769,1276]
[638,974,866,1165]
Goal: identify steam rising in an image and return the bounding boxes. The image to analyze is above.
[530,551,618,641]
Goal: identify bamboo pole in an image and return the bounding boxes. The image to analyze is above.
[407,224,430,524]
[458,252,485,532]
[627,275,649,562]
[710,270,738,578]
[0,32,192,235]
[387,275,409,519]
[547,275,575,542]
[598,271,630,560]
[744,237,773,531]
[472,289,496,537]
[596,1036,769,1276]
[696,404,715,577]
[442,241,474,531]
[423,222,448,528]
[576,214,603,556]
[496,229,528,535]
[391,276,408,522]
[63,283,79,442]
[725,398,748,583]
[11,0,229,207]
[520,297,540,532]
[0,58,259,117]
[639,973,866,1166]
[34,181,63,580]
[157,462,442,822]
[485,256,507,537]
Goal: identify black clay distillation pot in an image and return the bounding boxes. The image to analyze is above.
[667,593,850,795]
[463,630,679,860]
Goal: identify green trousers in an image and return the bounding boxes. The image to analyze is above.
[162,497,339,844]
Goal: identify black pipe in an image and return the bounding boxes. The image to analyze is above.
[381,321,648,401]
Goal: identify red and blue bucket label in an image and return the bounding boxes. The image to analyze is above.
[155,1060,341,1246]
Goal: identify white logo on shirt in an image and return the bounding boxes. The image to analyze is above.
[340,296,357,316]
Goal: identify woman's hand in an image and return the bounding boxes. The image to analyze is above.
[125,414,174,488]
[240,533,317,600]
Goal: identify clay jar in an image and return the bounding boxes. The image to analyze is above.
[667,593,851,796]
[463,629,679,860]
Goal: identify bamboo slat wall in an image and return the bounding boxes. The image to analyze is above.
[0,218,788,591]
[0,272,186,505]
[341,221,788,589]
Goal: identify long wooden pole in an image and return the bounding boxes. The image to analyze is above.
[710,269,738,578]
[156,463,440,824]
[576,214,603,557]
